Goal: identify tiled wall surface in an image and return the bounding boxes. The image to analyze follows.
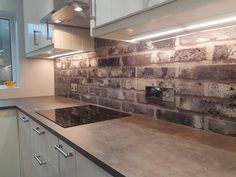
[55,26,236,136]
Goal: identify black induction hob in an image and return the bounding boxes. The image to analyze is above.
[36,105,130,128]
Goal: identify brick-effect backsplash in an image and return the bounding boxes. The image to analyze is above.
[55,26,236,137]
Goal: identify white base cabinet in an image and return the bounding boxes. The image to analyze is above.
[31,120,59,177]
[0,109,20,177]
[16,111,114,177]
[76,152,112,177]
[55,140,77,177]
[18,111,32,177]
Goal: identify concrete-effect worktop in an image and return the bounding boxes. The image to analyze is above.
[1,96,236,177]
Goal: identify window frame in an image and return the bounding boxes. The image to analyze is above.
[0,10,19,87]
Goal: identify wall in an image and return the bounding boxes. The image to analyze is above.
[0,0,54,99]
[54,26,236,136]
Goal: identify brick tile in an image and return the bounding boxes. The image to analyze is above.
[207,117,236,136]
[108,89,124,100]
[122,54,151,66]
[208,83,236,99]
[122,79,137,90]
[97,57,120,67]
[178,96,236,118]
[156,109,203,128]
[89,87,107,97]
[98,97,122,110]
[174,48,207,62]
[137,67,176,78]
[81,95,97,104]
[213,44,236,61]
[179,65,236,80]
[110,68,135,78]
[180,26,236,45]
[176,81,205,96]
[152,38,175,49]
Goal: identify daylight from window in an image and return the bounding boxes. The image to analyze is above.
[0,18,12,85]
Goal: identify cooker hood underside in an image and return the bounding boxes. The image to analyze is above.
[41,0,90,29]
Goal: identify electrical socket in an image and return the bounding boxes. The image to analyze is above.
[71,83,78,92]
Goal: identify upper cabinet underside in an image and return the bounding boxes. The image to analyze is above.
[90,0,236,41]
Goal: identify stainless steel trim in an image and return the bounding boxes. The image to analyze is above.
[34,155,46,165]
[20,116,29,123]
[54,145,73,158]
[33,127,45,135]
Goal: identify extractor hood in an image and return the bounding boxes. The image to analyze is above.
[41,0,91,28]
[26,0,94,59]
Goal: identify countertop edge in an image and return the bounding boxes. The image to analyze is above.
[0,104,125,177]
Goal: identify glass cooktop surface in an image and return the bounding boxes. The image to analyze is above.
[36,105,130,128]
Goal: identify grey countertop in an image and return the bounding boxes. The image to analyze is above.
[1,96,236,177]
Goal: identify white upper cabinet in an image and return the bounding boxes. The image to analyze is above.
[91,0,236,42]
[23,0,54,54]
[94,0,145,26]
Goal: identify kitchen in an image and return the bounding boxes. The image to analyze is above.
[0,0,236,177]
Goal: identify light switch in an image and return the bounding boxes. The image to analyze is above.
[71,83,78,92]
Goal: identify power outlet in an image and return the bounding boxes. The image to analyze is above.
[71,83,78,92]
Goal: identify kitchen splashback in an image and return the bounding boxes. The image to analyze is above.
[54,25,236,137]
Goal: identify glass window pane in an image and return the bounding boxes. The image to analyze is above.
[0,18,12,85]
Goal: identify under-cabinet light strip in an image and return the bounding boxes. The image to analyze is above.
[131,15,236,42]
[47,51,83,59]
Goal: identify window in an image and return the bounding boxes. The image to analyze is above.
[0,18,12,85]
[0,11,18,87]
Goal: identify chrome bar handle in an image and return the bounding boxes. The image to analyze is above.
[33,127,45,135]
[46,23,52,40]
[54,145,73,158]
[34,155,46,165]
[33,30,40,46]
[20,116,29,123]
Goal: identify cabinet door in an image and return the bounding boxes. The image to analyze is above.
[76,152,112,177]
[18,111,32,177]
[23,0,54,54]
[54,140,77,177]
[31,121,59,177]
[94,0,144,27]
[23,0,41,53]
[95,0,112,26]
[37,0,54,49]
[0,109,20,177]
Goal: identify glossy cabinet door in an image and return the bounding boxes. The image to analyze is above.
[37,0,54,50]
[23,0,40,53]
[54,140,77,177]
[94,0,144,26]
[0,109,20,177]
[146,0,170,7]
[30,121,59,177]
[23,0,53,54]
[76,152,112,177]
[18,111,32,177]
